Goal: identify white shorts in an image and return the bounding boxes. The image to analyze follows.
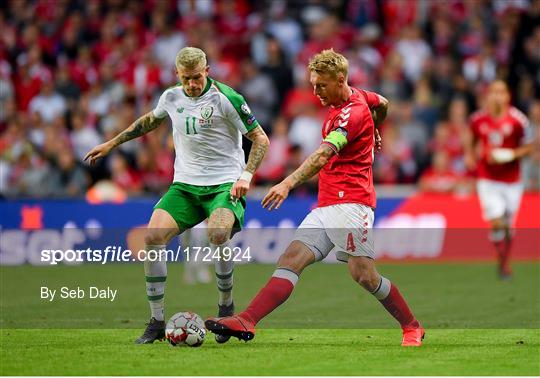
[293,203,375,262]
[477,179,524,223]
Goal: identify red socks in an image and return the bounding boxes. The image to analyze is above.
[379,283,419,329]
[239,268,419,331]
[240,269,298,325]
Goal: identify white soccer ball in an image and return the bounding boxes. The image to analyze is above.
[165,312,206,347]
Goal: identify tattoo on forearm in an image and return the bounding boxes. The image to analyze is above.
[288,146,334,189]
[112,112,162,147]
[245,127,269,174]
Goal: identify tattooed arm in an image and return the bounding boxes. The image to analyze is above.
[230,125,270,199]
[371,94,389,128]
[244,126,270,174]
[84,111,164,165]
[262,144,335,210]
[110,111,164,147]
[285,144,334,190]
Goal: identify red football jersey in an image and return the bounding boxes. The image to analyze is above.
[470,106,530,183]
[318,88,380,208]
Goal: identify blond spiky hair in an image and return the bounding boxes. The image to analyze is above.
[308,48,349,79]
[175,47,207,69]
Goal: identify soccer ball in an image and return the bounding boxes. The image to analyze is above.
[165,312,206,347]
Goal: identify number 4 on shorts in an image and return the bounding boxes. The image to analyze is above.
[346,232,356,252]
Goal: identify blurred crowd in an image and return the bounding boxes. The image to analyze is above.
[1,0,539,200]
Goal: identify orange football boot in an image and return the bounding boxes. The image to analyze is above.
[401,326,425,346]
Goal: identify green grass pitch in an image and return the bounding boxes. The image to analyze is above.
[1,262,539,375]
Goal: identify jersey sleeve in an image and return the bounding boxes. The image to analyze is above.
[214,81,259,134]
[358,89,381,108]
[322,104,371,153]
[152,90,170,119]
[510,107,532,144]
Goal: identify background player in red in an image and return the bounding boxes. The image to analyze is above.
[206,49,424,347]
[465,80,533,279]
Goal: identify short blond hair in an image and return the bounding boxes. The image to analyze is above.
[308,49,348,79]
[175,47,207,69]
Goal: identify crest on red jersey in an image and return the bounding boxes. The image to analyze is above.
[488,131,503,147]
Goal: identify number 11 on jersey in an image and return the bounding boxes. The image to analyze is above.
[185,116,198,135]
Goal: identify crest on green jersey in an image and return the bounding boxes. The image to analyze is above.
[240,103,252,115]
[201,105,214,120]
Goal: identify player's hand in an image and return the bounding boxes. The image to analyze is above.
[84,142,114,165]
[374,129,382,153]
[230,179,249,200]
[262,181,290,211]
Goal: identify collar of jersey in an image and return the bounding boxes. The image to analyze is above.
[183,77,213,99]
[331,87,356,109]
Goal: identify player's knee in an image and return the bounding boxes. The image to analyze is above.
[277,241,314,273]
[349,266,379,292]
[277,252,303,273]
[357,274,380,292]
[144,229,168,246]
[490,217,506,230]
[207,228,230,246]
